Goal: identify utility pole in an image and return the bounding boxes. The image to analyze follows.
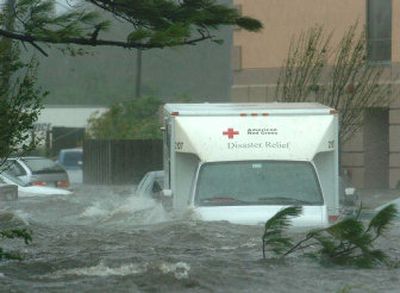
[135,49,142,98]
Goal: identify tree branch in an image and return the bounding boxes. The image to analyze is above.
[28,41,48,57]
[0,28,214,52]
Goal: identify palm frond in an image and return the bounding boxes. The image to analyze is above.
[298,205,396,267]
[263,206,302,238]
[367,204,398,237]
[262,206,302,258]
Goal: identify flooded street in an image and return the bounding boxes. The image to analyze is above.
[0,186,399,292]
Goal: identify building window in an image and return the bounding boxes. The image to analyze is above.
[367,0,392,62]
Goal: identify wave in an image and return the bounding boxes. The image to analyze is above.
[52,261,146,277]
[79,195,171,225]
[50,261,191,280]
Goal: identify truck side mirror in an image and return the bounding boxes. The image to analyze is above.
[162,189,173,197]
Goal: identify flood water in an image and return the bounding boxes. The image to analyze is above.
[0,186,399,292]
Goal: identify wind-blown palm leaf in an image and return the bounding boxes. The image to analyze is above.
[262,206,302,257]
[280,204,398,267]
[367,204,398,237]
[263,206,303,235]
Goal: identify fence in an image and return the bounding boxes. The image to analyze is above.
[83,139,163,185]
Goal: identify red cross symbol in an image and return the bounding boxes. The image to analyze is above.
[223,128,239,139]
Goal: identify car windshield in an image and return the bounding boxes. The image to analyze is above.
[61,151,83,167]
[22,158,65,174]
[137,171,164,197]
[195,161,323,206]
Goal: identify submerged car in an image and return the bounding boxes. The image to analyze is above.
[136,170,164,198]
[0,172,72,197]
[57,148,83,184]
[136,170,172,210]
[5,157,70,189]
[57,148,83,169]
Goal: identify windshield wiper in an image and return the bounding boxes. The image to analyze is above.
[200,196,248,205]
[257,197,314,205]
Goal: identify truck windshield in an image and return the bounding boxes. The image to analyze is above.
[195,161,323,206]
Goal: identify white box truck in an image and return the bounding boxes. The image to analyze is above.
[161,103,339,226]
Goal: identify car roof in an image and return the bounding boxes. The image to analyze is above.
[148,170,163,177]
[8,156,48,160]
[23,156,54,160]
[60,148,83,152]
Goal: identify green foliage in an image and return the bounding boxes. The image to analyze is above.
[262,204,399,268]
[235,16,264,32]
[0,228,32,260]
[0,228,32,245]
[367,203,397,237]
[87,96,163,139]
[0,11,38,260]
[275,23,392,143]
[262,206,302,258]
[0,30,47,171]
[0,0,262,54]
[305,204,397,267]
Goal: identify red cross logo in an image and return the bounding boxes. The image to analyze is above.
[223,128,239,139]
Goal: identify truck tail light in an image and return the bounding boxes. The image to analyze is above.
[329,215,339,223]
[57,180,70,189]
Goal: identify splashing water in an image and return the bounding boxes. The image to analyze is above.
[80,193,171,225]
[51,261,146,277]
[0,185,399,292]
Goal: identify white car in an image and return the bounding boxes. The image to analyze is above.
[0,172,72,197]
[136,170,172,211]
[136,170,164,198]
[6,157,70,189]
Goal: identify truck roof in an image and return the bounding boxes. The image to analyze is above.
[164,103,335,116]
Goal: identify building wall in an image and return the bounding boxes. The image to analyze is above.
[233,0,400,189]
[37,106,107,128]
[392,0,400,63]
[234,0,365,69]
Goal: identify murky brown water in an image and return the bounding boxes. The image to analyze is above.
[0,186,399,292]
